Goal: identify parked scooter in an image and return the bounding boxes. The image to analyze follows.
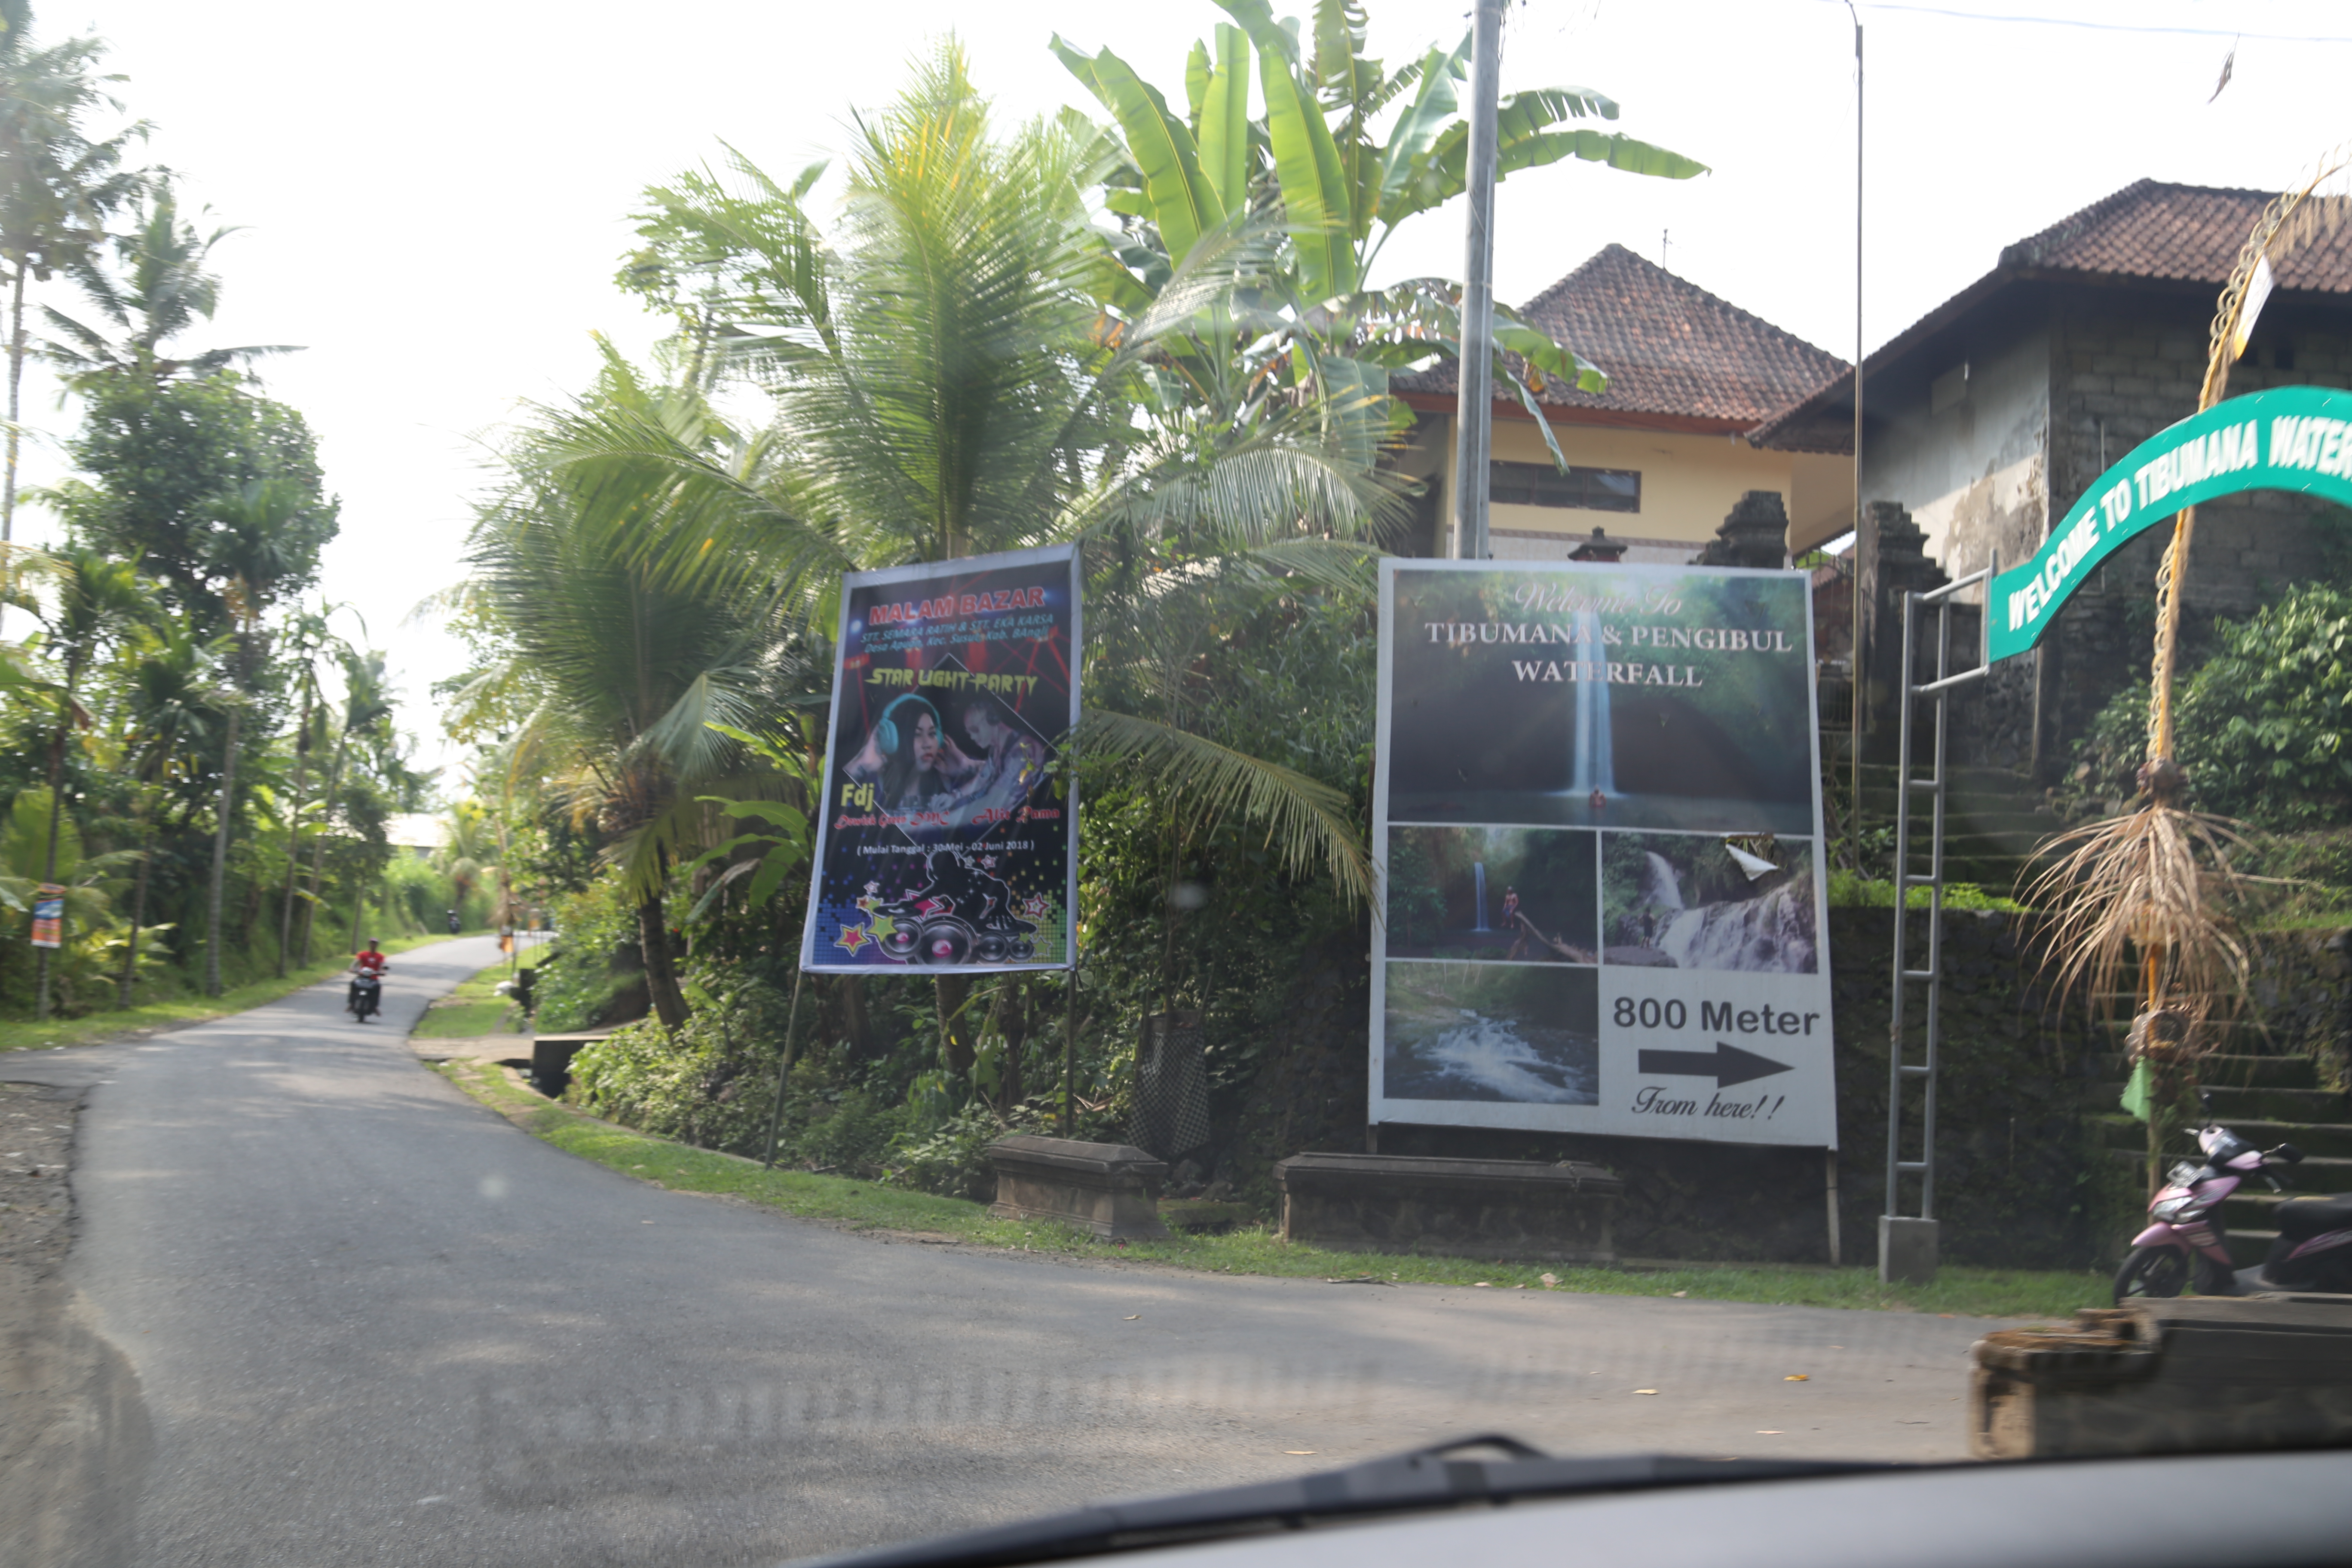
[2239,1193,2352,1293]
[2113,1118,2303,1302]
[348,969,385,1023]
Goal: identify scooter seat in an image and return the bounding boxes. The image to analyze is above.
[2273,1194,2352,1241]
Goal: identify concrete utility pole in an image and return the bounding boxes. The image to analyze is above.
[1452,0,1506,562]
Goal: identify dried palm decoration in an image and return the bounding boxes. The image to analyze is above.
[2025,150,2352,1051]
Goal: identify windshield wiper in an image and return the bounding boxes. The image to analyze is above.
[790,1437,1896,1568]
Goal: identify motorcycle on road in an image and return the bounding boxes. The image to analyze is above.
[348,969,385,1023]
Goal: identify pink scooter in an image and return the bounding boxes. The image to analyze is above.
[2114,1118,2303,1302]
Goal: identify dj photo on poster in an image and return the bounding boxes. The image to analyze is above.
[799,545,1080,973]
[1370,559,1837,1149]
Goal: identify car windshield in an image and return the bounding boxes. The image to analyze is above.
[3,3,2349,1564]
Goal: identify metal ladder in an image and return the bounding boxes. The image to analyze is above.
[1883,558,1994,1284]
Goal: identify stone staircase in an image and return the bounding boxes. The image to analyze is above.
[1853,762,2067,896]
[2094,1020,2352,1268]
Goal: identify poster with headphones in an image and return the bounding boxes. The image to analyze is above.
[799,544,1081,972]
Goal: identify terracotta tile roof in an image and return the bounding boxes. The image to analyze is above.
[1752,179,2352,452]
[1394,243,1847,426]
[1999,178,2352,292]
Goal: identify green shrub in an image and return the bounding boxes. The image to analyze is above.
[1826,871,2019,910]
[566,977,792,1154]
[789,1084,910,1176]
[884,1100,1046,1201]
[2064,584,2352,830]
[534,879,642,1031]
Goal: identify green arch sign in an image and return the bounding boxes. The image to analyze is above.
[1989,383,2352,664]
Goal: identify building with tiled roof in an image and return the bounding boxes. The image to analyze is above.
[1390,244,1855,560]
[1751,178,2352,775]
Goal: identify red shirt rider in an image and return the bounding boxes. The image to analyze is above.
[353,943,387,978]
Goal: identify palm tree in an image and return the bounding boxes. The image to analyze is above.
[588,46,1400,893]
[562,46,1406,1064]
[40,179,298,390]
[456,351,769,1029]
[0,0,144,573]
[198,478,302,995]
[26,541,149,1014]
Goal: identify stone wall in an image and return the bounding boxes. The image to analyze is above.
[2251,927,2352,1091]
[1231,910,2141,1269]
[1225,902,2348,1270]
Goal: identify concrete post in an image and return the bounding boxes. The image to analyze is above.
[1879,1214,1940,1284]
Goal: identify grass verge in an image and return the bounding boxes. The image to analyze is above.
[411,953,542,1039]
[438,1057,2108,1319]
[0,931,471,1054]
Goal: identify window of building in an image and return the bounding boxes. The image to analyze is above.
[1487,460,1641,513]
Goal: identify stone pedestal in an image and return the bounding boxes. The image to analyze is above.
[1878,1215,1939,1284]
[1970,1295,2352,1458]
[1273,1152,1622,1263]
[986,1136,1170,1241]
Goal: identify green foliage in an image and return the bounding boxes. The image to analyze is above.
[884,1100,1046,1201]
[2176,584,2352,827]
[1054,0,1701,464]
[2065,583,2352,830]
[567,986,787,1157]
[1825,871,2021,911]
[1385,829,1443,948]
[48,372,337,627]
[532,877,641,1032]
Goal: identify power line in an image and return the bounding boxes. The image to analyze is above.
[1834,1,2352,44]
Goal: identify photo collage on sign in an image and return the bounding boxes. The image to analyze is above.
[1380,822,1820,1107]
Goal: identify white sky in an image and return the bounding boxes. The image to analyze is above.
[19,0,2352,784]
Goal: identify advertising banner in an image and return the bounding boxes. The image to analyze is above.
[1371,559,1836,1148]
[30,883,64,949]
[800,545,1080,974]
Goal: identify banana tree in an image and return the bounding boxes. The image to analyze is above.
[1,785,139,1013]
[1054,0,1706,465]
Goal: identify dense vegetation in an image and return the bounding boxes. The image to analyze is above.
[426,10,1700,1205]
[0,2,470,1019]
[2061,581,2352,914]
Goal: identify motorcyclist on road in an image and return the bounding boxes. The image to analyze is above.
[445,909,461,935]
[349,940,388,1015]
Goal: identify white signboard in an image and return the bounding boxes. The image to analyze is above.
[1369,559,1837,1149]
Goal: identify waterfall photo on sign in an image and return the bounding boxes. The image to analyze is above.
[1385,825,1599,964]
[1601,833,1819,974]
[1371,560,1837,1147]
[1383,564,1816,834]
[799,545,1080,973]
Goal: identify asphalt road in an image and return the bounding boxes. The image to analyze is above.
[10,937,2012,1567]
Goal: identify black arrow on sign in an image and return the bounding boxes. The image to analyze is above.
[1635,1041,1793,1089]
